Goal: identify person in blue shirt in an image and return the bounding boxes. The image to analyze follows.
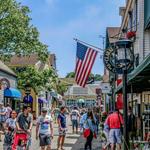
[57,106,66,150]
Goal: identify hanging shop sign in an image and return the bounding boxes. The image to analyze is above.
[103,47,116,73]
[103,47,133,74]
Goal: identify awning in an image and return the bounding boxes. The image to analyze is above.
[23,95,33,103]
[4,88,21,98]
[38,98,48,103]
[115,54,150,93]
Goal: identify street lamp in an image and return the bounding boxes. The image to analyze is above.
[114,39,134,150]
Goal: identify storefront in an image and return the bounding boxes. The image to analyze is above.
[115,54,150,140]
[0,61,21,110]
[4,87,21,111]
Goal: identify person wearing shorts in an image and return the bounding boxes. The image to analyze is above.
[36,107,53,150]
[105,108,123,150]
[109,129,122,144]
[57,106,66,150]
[70,107,80,134]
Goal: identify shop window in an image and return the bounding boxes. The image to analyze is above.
[128,11,133,31]
[133,0,138,31]
[128,0,138,31]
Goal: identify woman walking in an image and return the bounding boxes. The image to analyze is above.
[84,110,97,150]
[4,110,17,150]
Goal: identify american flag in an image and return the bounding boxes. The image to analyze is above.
[75,42,98,87]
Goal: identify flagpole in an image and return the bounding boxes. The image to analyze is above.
[73,38,104,52]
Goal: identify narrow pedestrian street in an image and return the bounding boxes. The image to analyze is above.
[0,0,150,150]
[0,116,102,150]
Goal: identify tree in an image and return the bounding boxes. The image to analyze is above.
[66,72,75,78]
[16,67,58,94]
[94,74,102,81]
[56,81,67,96]
[0,0,48,61]
[66,72,102,81]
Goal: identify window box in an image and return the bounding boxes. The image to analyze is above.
[126,31,136,39]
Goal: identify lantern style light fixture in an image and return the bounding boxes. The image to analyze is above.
[115,39,134,73]
[114,39,134,150]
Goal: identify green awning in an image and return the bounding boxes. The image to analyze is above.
[115,54,150,93]
[128,54,150,82]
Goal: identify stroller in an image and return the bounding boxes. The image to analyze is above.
[12,130,30,150]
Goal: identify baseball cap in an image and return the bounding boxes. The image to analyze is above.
[41,107,48,112]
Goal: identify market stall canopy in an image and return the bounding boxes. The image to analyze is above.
[4,88,21,98]
[38,98,48,103]
[23,95,33,103]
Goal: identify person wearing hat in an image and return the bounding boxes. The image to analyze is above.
[36,107,53,150]
[0,102,7,141]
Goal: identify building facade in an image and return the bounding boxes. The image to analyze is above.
[0,61,21,110]
[64,82,102,108]
[6,54,57,116]
[105,0,150,141]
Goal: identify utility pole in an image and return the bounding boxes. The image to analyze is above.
[99,35,105,50]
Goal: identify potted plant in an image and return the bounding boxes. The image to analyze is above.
[126,31,136,39]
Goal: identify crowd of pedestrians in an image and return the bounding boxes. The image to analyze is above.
[0,101,149,150]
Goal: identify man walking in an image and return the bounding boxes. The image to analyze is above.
[12,105,33,149]
[105,108,123,150]
[57,106,66,150]
[0,102,7,141]
[36,107,53,150]
[70,106,80,134]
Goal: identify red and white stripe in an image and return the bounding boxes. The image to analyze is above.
[75,48,97,87]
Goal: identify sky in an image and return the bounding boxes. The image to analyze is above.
[20,0,125,77]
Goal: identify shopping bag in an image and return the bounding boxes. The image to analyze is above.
[83,128,90,138]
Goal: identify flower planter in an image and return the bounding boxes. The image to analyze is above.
[126,31,136,39]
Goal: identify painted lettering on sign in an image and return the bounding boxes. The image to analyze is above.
[103,48,116,73]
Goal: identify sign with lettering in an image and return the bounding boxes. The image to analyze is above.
[103,47,116,73]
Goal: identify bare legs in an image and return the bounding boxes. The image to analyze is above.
[57,135,65,150]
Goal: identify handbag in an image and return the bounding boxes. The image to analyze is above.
[83,119,91,138]
[83,128,91,138]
